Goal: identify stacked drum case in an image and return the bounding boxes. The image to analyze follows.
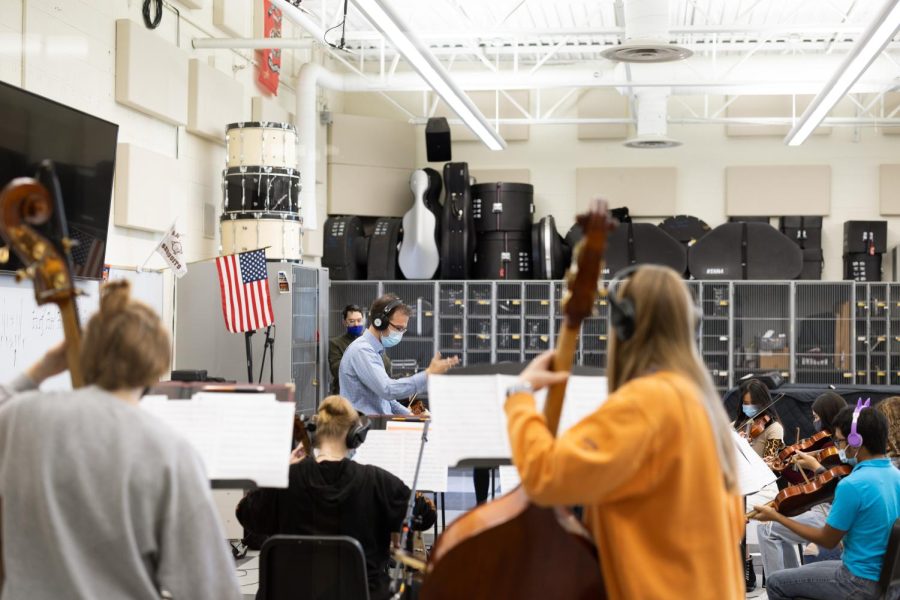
[780,216,824,280]
[220,122,302,261]
[472,182,534,279]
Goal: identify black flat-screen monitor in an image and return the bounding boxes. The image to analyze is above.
[0,81,118,280]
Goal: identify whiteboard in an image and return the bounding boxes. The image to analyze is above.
[0,273,99,390]
[107,267,164,318]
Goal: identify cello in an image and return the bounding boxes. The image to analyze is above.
[420,200,612,600]
[0,173,83,387]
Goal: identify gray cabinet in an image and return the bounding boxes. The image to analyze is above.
[175,261,328,416]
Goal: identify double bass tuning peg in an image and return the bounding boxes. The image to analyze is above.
[0,246,8,264]
[15,264,36,282]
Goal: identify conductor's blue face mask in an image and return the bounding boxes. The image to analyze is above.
[347,325,365,337]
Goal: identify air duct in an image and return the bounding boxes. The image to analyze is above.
[624,88,681,148]
[602,0,692,63]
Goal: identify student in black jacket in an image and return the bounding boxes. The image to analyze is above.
[237,395,434,600]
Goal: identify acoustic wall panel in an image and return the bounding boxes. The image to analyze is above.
[577,89,631,140]
[213,0,249,38]
[575,167,677,216]
[115,19,189,126]
[470,169,531,184]
[329,113,415,170]
[726,165,831,216]
[251,96,293,124]
[328,164,411,218]
[880,165,900,215]
[114,144,175,233]
[187,59,245,143]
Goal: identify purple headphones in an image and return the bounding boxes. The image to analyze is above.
[847,398,871,448]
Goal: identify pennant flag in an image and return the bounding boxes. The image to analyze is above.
[215,248,274,333]
[258,0,282,95]
[154,222,187,278]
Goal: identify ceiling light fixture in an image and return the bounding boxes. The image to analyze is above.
[785,0,900,146]
[350,0,506,151]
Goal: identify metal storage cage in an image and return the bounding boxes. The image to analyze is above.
[329,280,900,393]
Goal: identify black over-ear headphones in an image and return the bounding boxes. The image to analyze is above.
[371,297,404,330]
[304,412,372,450]
[606,265,703,342]
[607,265,640,341]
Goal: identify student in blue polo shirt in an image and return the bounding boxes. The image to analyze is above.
[753,401,900,600]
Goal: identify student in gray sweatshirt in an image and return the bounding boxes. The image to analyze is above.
[0,280,241,600]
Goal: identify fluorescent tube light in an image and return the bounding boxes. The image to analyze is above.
[785,0,900,146]
[350,0,507,151]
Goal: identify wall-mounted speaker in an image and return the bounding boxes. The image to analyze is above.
[426,117,452,162]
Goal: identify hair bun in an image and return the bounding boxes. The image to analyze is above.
[100,280,132,313]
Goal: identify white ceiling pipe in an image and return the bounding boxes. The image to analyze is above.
[633,88,669,137]
[270,0,328,41]
[624,0,669,42]
[193,38,315,50]
[295,63,346,231]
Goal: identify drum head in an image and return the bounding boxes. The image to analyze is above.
[226,121,296,133]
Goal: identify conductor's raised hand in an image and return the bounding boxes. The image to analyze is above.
[518,350,570,392]
[26,340,69,385]
[426,352,459,375]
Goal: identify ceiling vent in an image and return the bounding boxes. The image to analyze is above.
[602,0,692,64]
[623,88,682,149]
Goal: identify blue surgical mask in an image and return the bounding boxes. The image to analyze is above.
[382,330,403,348]
[347,325,365,337]
[813,418,823,432]
[742,405,759,418]
[838,447,858,467]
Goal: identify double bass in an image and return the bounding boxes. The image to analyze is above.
[0,171,83,387]
[420,201,612,600]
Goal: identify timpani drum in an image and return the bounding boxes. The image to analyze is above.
[220,214,303,262]
[222,167,300,215]
[225,121,297,169]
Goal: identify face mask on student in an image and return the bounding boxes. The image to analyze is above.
[382,330,404,348]
[742,405,759,418]
[838,447,858,467]
[347,325,365,337]
[813,417,823,432]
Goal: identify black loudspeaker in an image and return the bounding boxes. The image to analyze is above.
[425,117,451,162]
[844,220,887,254]
[688,222,802,280]
[367,217,403,280]
[323,216,366,280]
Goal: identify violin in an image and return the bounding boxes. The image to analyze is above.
[748,463,852,520]
[420,201,612,600]
[774,430,831,467]
[769,445,841,486]
[292,414,313,457]
[0,173,83,387]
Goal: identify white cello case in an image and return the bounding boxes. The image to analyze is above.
[398,170,440,279]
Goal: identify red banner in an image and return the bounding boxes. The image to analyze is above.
[258,0,282,95]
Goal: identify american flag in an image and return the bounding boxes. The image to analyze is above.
[215,249,274,333]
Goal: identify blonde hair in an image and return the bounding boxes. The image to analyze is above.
[876,396,900,459]
[607,265,737,492]
[80,280,171,390]
[315,395,359,446]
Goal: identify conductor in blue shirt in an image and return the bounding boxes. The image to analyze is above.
[339,294,459,415]
[753,400,900,600]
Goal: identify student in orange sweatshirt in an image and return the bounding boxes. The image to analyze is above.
[504,265,745,600]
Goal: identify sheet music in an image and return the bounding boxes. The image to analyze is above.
[731,431,778,496]
[428,375,510,465]
[428,374,608,466]
[141,393,294,488]
[353,425,448,492]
